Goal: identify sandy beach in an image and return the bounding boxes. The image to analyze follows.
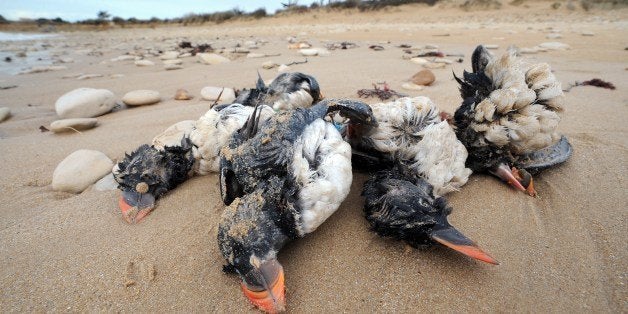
[0,3,626,312]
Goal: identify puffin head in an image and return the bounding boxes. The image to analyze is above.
[113,137,194,223]
[363,169,499,265]
[218,193,288,313]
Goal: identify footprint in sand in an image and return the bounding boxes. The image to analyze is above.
[123,258,157,297]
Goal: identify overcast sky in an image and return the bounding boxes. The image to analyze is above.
[1,0,320,21]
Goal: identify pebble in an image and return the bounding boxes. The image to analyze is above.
[289,42,311,49]
[539,42,570,50]
[153,120,196,149]
[134,60,155,66]
[91,173,118,191]
[423,62,446,69]
[0,107,10,122]
[110,74,125,79]
[519,47,539,54]
[160,51,179,60]
[581,31,595,36]
[19,65,67,74]
[110,55,135,62]
[174,89,193,100]
[50,118,98,133]
[425,44,439,49]
[411,69,436,86]
[55,88,116,118]
[200,86,236,103]
[122,90,161,106]
[299,48,318,56]
[179,52,192,58]
[315,48,331,57]
[198,53,230,65]
[58,57,74,63]
[164,64,183,70]
[546,33,563,39]
[401,82,425,91]
[247,53,266,58]
[262,61,279,69]
[163,59,183,65]
[52,149,114,193]
[76,74,103,80]
[484,44,499,49]
[410,57,429,65]
[433,58,453,64]
[277,64,291,73]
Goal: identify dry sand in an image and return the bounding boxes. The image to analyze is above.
[0,3,626,312]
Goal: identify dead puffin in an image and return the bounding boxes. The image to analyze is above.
[346,96,471,196]
[218,99,377,313]
[362,165,499,265]
[113,103,275,224]
[453,45,572,196]
[234,72,322,110]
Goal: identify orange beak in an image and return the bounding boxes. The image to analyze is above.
[241,261,286,313]
[118,190,155,224]
[491,163,527,193]
[431,226,499,265]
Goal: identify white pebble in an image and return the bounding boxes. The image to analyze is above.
[52,149,114,193]
[55,88,116,119]
[200,86,236,103]
[50,118,98,133]
[122,90,161,106]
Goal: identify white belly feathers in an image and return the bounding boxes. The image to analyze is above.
[291,119,353,235]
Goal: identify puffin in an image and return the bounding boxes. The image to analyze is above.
[453,45,572,196]
[217,99,377,313]
[362,165,499,265]
[113,72,324,224]
[346,96,471,196]
[113,103,275,224]
[234,72,322,110]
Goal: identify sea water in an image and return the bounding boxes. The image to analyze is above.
[0,32,61,75]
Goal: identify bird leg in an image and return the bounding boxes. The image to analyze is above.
[511,167,537,197]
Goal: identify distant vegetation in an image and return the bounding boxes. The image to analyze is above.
[0,0,623,31]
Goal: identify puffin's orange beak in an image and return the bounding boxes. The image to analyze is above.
[431,226,499,265]
[119,190,155,224]
[491,163,527,193]
[241,261,286,313]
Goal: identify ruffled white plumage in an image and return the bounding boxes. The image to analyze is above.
[356,97,471,196]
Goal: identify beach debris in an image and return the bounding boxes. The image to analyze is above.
[122,90,161,106]
[55,88,116,119]
[178,42,213,55]
[357,83,407,100]
[564,78,616,92]
[325,42,358,50]
[198,53,230,65]
[201,86,236,103]
[397,44,412,49]
[4,56,12,62]
[416,51,444,58]
[50,118,98,133]
[174,89,193,100]
[0,85,17,90]
[52,149,113,193]
[0,107,10,122]
[410,69,436,86]
[369,45,385,51]
[39,125,49,132]
[91,173,118,191]
[134,60,155,66]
